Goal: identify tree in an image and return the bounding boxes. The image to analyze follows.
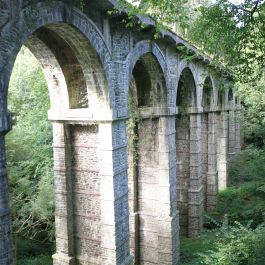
[114,0,265,82]
[113,0,192,34]
[189,0,265,82]
[236,72,265,147]
[7,47,54,249]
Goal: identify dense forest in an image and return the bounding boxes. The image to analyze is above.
[7,0,265,264]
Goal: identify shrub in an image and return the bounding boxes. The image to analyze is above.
[229,147,265,185]
[200,222,265,265]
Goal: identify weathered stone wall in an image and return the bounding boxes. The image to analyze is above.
[71,124,101,264]
[216,87,232,192]
[0,1,241,264]
[201,113,208,209]
[188,110,204,237]
[52,122,75,265]
[206,112,218,211]
[137,117,160,263]
[176,114,190,236]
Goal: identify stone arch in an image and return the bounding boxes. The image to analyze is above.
[8,25,108,265]
[202,76,214,108]
[176,61,199,108]
[127,51,173,264]
[125,40,168,109]
[198,73,217,107]
[176,67,197,112]
[0,1,112,112]
[228,87,234,108]
[127,41,166,78]
[1,2,133,265]
[131,53,167,107]
[23,23,109,117]
[177,61,199,84]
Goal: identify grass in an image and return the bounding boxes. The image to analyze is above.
[180,231,217,265]
[16,238,54,265]
[19,255,53,265]
[206,180,265,228]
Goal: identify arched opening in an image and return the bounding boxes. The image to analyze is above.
[24,23,109,115]
[202,77,212,109]
[235,96,239,107]
[7,22,110,264]
[132,60,152,107]
[177,68,196,111]
[175,68,197,237]
[201,77,217,211]
[132,54,167,107]
[127,52,167,264]
[228,88,234,103]
[7,47,53,263]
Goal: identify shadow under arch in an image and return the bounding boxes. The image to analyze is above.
[228,87,234,103]
[202,76,214,109]
[131,53,167,108]
[125,40,168,110]
[176,68,197,111]
[217,89,225,110]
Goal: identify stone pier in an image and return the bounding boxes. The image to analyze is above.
[0,112,13,265]
[188,109,204,237]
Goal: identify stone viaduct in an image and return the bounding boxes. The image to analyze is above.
[0,0,241,264]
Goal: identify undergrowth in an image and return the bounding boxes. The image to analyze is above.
[19,255,53,265]
[17,238,54,265]
[180,146,265,265]
[206,147,265,228]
